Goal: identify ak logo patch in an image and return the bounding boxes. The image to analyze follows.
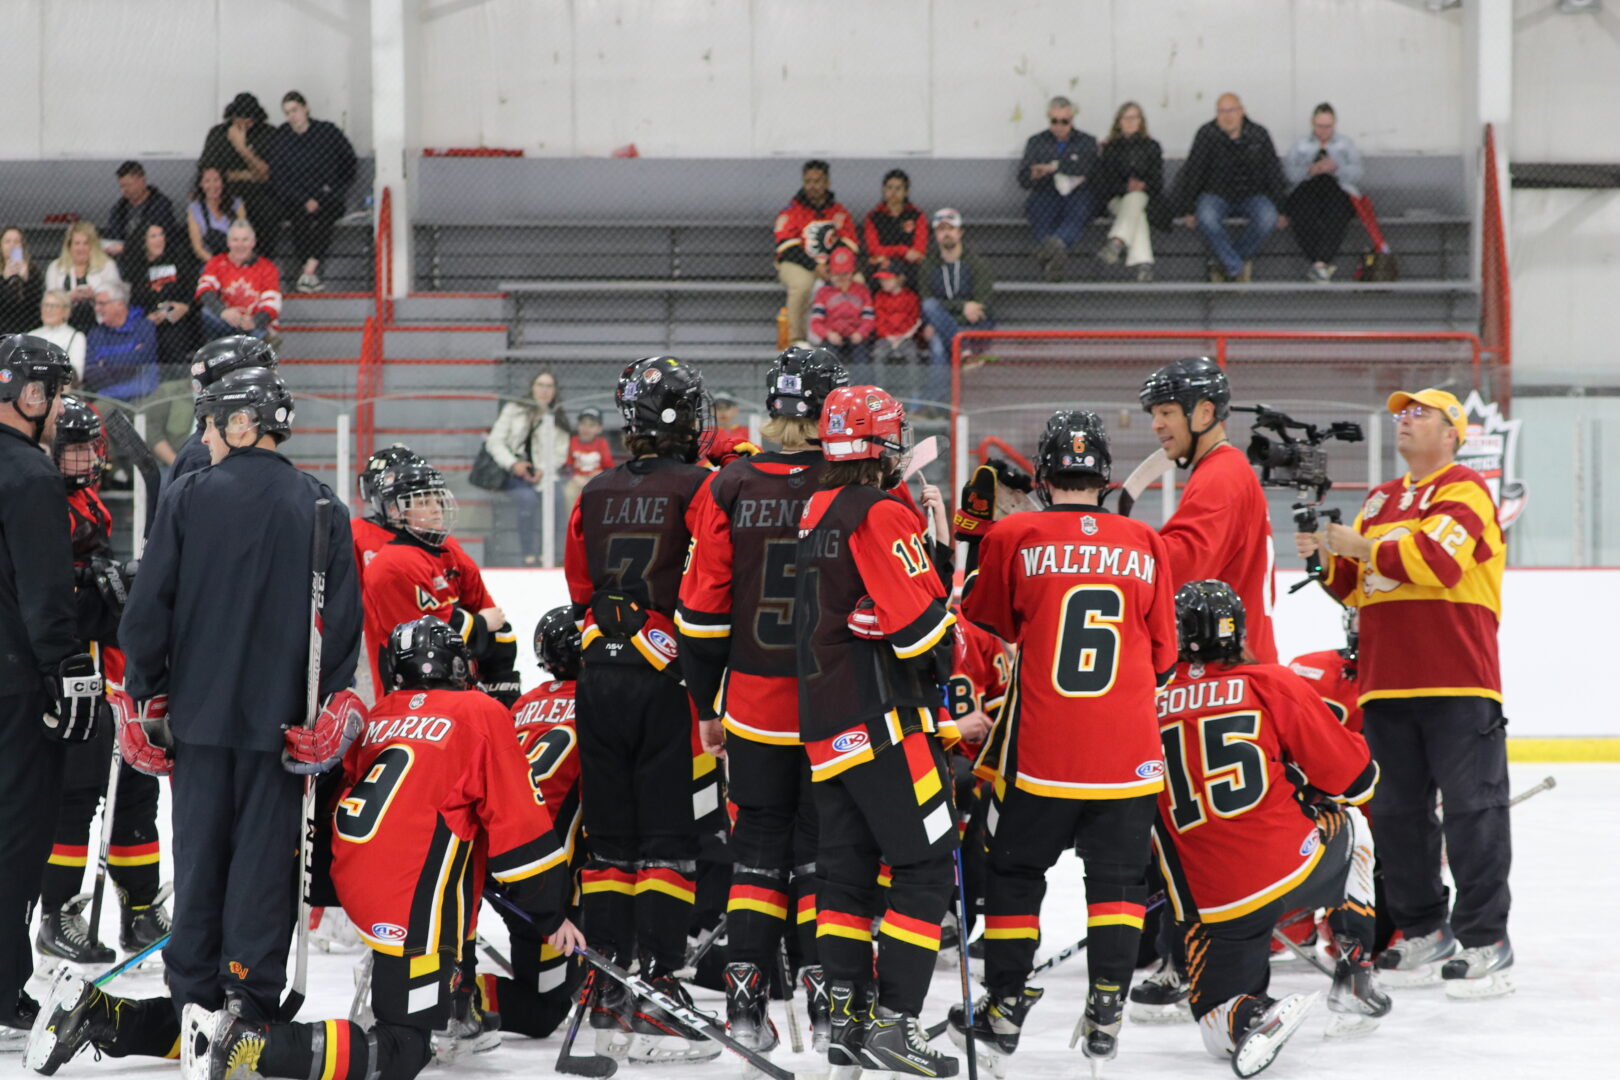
[415,585,439,611]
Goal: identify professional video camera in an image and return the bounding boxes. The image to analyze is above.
[1232,404,1364,590]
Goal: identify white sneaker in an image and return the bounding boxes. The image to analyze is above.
[1442,938,1514,1000]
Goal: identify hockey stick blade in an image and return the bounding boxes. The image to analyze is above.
[902,435,939,480]
[556,974,617,1078]
[1510,775,1556,807]
[94,933,170,988]
[1116,448,1174,519]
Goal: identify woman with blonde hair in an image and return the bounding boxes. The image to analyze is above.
[1094,101,1164,281]
[46,220,122,332]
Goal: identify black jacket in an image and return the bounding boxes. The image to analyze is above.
[1018,128,1100,193]
[170,429,210,481]
[1094,134,1164,203]
[120,446,361,750]
[0,263,44,335]
[105,188,179,251]
[0,423,79,699]
[270,120,358,209]
[1169,118,1287,213]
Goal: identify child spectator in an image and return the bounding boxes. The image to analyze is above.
[870,269,921,393]
[195,220,282,344]
[711,392,748,443]
[862,168,928,288]
[808,247,874,376]
[563,407,615,510]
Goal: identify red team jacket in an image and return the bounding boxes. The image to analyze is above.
[334,687,568,956]
[1161,444,1278,663]
[1287,649,1362,733]
[361,531,496,693]
[1153,661,1377,924]
[774,193,859,272]
[963,506,1177,800]
[509,679,583,865]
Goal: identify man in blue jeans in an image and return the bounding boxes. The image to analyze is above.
[1017,96,1101,282]
[1168,93,1289,282]
[918,208,995,415]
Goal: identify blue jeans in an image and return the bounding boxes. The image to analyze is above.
[503,472,540,561]
[199,308,271,343]
[921,298,995,411]
[1194,193,1279,277]
[1025,187,1102,249]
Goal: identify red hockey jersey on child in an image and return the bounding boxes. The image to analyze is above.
[964,506,1177,800]
[1153,661,1377,924]
[873,285,922,340]
[334,686,568,955]
[809,281,875,343]
[362,533,496,691]
[947,616,1010,763]
[1287,649,1363,733]
[509,679,583,862]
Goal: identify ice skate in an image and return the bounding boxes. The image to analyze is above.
[947,986,1042,1079]
[1375,924,1456,987]
[36,902,114,968]
[431,985,501,1062]
[723,962,779,1053]
[825,980,869,1080]
[588,971,635,1058]
[1231,992,1318,1077]
[798,965,831,1053]
[1072,981,1124,1078]
[1441,938,1515,1000]
[861,1006,960,1077]
[25,969,118,1074]
[1128,958,1192,1024]
[179,1002,266,1080]
[625,972,723,1063]
[1325,936,1392,1037]
[118,889,171,954]
[307,907,363,954]
[1,992,41,1054]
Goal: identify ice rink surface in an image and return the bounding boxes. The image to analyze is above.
[26,762,1619,1080]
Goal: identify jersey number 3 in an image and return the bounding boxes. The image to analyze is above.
[1051,585,1123,697]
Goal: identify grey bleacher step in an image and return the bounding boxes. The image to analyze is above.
[283,296,373,323]
[278,361,357,393]
[378,361,502,393]
[393,294,506,323]
[279,327,365,359]
[382,326,508,359]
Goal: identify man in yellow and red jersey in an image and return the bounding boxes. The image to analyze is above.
[951,410,1177,1074]
[1154,581,1385,1077]
[1297,386,1511,998]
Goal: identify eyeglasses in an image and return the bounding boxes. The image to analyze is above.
[1049,117,1072,127]
[1393,405,1435,421]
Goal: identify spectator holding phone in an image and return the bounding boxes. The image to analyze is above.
[486,370,571,565]
[0,225,44,335]
[45,222,122,334]
[1283,103,1364,282]
[121,223,200,376]
[1019,96,1101,281]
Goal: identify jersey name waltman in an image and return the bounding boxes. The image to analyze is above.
[1017,542,1157,583]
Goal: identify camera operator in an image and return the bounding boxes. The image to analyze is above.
[1294,387,1512,999]
[1140,357,1278,662]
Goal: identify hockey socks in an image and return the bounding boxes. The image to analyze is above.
[634,860,697,974]
[474,967,575,1038]
[257,1018,426,1080]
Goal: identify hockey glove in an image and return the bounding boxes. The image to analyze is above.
[118,693,174,776]
[847,595,884,640]
[283,689,368,775]
[953,463,999,540]
[591,591,648,638]
[43,653,104,742]
[89,555,136,614]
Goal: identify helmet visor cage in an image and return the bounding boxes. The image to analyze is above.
[395,488,457,547]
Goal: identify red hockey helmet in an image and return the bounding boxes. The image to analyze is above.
[818,385,908,461]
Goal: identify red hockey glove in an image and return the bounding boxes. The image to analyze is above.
[283,690,368,775]
[953,463,998,541]
[117,693,174,777]
[847,596,884,640]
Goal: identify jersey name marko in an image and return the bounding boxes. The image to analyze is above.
[599,495,671,526]
[1019,542,1157,583]
[363,713,454,746]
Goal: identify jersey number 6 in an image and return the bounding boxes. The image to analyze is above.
[1051,585,1124,697]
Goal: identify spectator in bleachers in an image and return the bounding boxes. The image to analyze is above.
[862,168,928,288]
[187,166,247,261]
[712,392,748,444]
[869,268,922,399]
[29,290,86,381]
[1168,92,1288,283]
[1019,95,1101,282]
[1094,102,1164,282]
[808,247,875,377]
[918,208,994,412]
[195,220,283,345]
[83,281,159,403]
[486,370,571,566]
[562,407,614,510]
[198,92,280,257]
[46,221,122,333]
[272,91,358,294]
[0,225,44,335]
[121,223,200,378]
[774,158,859,343]
[1284,102,1364,282]
[102,161,178,259]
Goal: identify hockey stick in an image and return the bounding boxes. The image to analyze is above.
[777,937,804,1055]
[952,848,979,1080]
[93,933,168,987]
[281,498,333,1023]
[84,747,123,953]
[1270,928,1335,978]
[1115,448,1173,519]
[682,912,728,975]
[101,407,161,539]
[555,969,617,1078]
[476,934,515,977]
[901,435,939,481]
[1510,775,1556,807]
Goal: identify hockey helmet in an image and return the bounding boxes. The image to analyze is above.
[1035,409,1113,490]
[766,346,850,421]
[376,460,456,547]
[190,335,277,396]
[818,385,908,462]
[615,355,710,462]
[1175,580,1247,666]
[52,394,108,491]
[1342,606,1360,662]
[534,606,582,683]
[1139,356,1231,423]
[383,615,473,691]
[0,334,75,443]
[196,366,294,444]
[358,443,427,520]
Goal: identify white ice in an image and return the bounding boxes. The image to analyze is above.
[27,762,1620,1080]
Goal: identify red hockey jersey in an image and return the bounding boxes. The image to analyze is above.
[1152,661,1377,924]
[947,616,1010,762]
[964,506,1177,800]
[1160,444,1277,663]
[333,687,568,956]
[195,253,282,323]
[510,680,583,865]
[1287,649,1362,734]
[361,533,494,692]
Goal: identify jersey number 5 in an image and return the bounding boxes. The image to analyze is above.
[1051,585,1123,697]
[335,746,415,843]
[1159,711,1267,832]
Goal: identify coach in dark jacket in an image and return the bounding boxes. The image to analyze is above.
[1017,95,1101,280]
[121,367,359,1024]
[1167,93,1288,281]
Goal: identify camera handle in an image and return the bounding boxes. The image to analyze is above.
[1288,502,1342,594]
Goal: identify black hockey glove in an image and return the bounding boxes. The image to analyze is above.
[44,653,104,743]
[90,556,137,615]
[591,591,649,638]
[475,622,522,708]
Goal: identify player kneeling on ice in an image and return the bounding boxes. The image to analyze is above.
[1154,581,1389,1078]
[27,615,582,1080]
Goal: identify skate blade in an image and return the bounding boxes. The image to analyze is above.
[23,968,87,1071]
[592,1028,633,1060]
[1443,971,1514,1000]
[1376,964,1442,989]
[1323,1011,1382,1039]
[1232,992,1318,1078]
[626,1032,724,1063]
[945,1028,1012,1077]
[1128,1000,1193,1025]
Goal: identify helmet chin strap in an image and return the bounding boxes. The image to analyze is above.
[1178,404,1220,469]
[18,383,59,446]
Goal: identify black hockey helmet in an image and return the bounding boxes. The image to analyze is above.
[0,334,75,443]
[1342,606,1359,663]
[52,394,108,491]
[196,366,294,444]
[1035,409,1113,490]
[189,335,277,395]
[765,345,850,420]
[1140,356,1230,422]
[383,615,474,691]
[615,355,710,462]
[1175,580,1247,665]
[358,443,427,519]
[533,606,582,682]
[376,459,456,547]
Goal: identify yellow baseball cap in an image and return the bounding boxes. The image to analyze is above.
[1387,388,1468,443]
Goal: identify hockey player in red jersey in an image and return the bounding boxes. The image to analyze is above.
[1141,357,1279,662]
[1154,581,1388,1077]
[676,345,849,1054]
[795,385,961,1080]
[942,614,1008,951]
[563,355,721,1064]
[1288,608,1362,734]
[951,410,1177,1074]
